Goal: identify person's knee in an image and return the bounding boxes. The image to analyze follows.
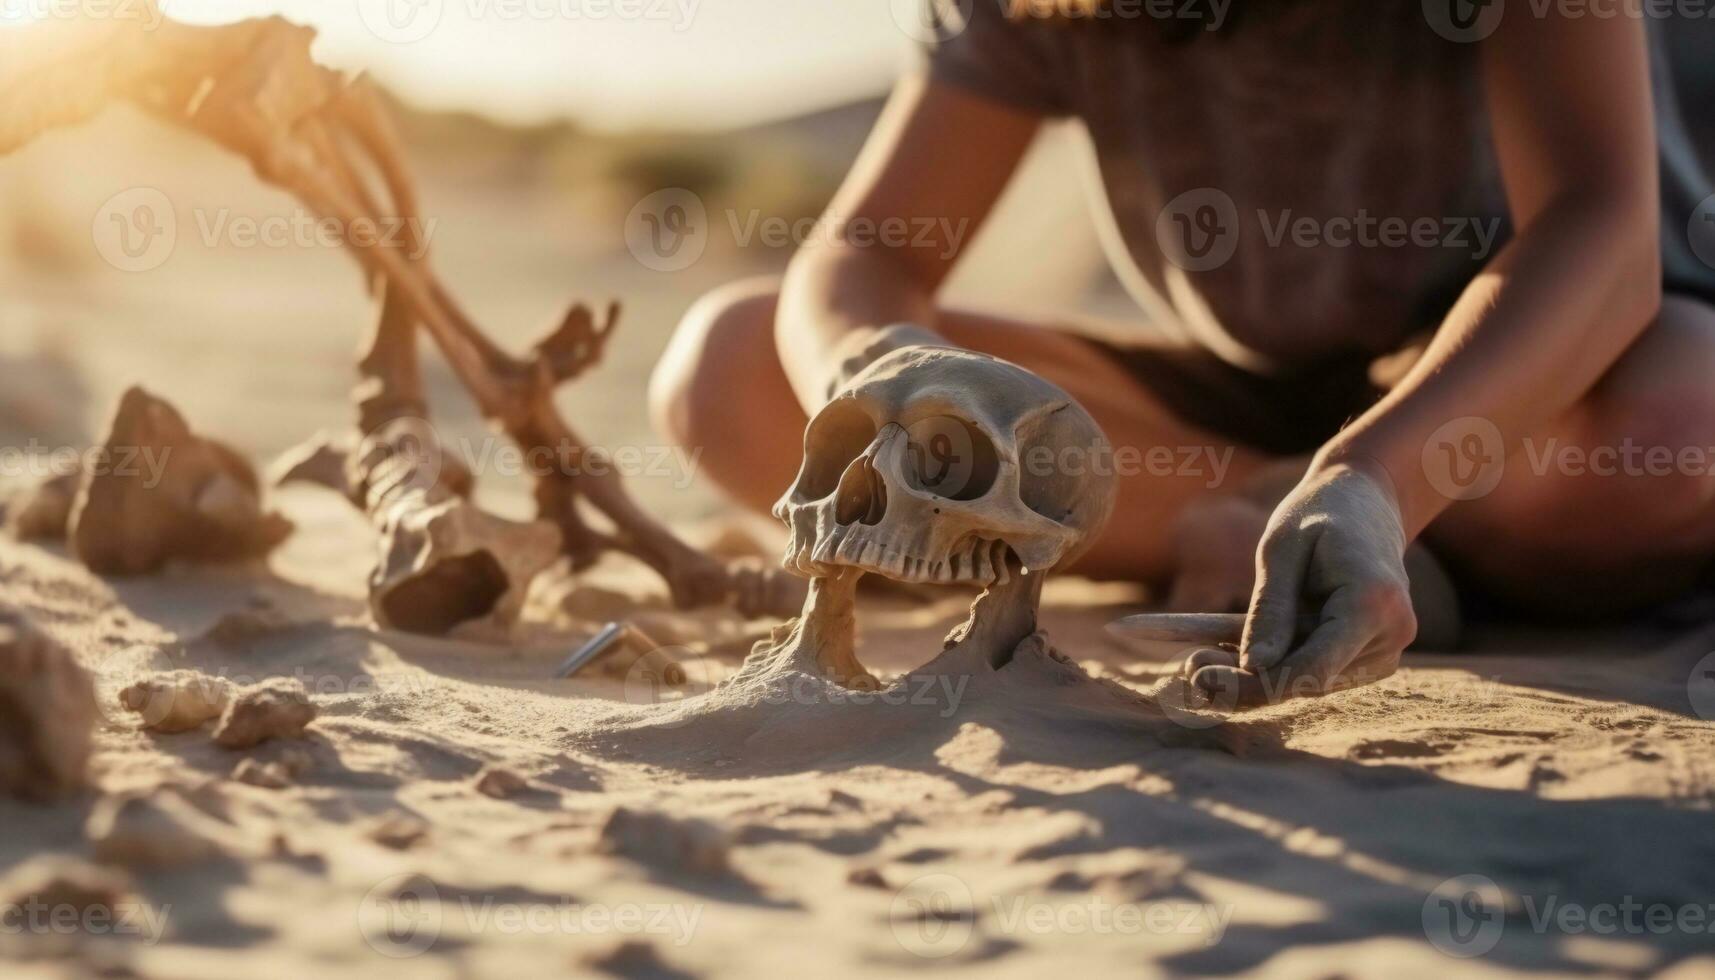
[1572,307,1715,527]
[1435,303,1715,602]
[648,276,780,449]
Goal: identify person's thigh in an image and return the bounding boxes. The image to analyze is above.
[1429,294,1715,613]
[650,277,1274,583]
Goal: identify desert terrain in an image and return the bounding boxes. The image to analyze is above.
[2,90,1715,980]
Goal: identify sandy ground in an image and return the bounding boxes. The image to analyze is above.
[3,106,1715,979]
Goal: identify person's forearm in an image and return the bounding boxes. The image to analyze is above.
[776,243,948,413]
[1319,194,1662,537]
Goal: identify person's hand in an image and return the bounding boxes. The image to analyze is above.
[1184,461,1417,708]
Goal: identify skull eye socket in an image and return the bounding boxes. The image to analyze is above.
[797,399,877,500]
[904,416,998,502]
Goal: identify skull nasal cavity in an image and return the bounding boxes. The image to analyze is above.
[834,448,889,526]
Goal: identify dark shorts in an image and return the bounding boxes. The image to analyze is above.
[1079,341,1392,456]
[1087,285,1715,457]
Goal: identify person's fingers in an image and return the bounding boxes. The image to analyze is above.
[1253,611,1374,703]
[1180,646,1238,678]
[1227,583,1412,707]
[1190,663,1271,708]
[1239,525,1318,672]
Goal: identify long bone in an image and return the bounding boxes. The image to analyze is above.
[2,13,797,614]
[134,17,738,608]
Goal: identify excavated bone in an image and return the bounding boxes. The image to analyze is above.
[0,606,98,802]
[7,10,752,614]
[68,387,292,576]
[212,678,317,749]
[119,671,233,734]
[353,420,562,634]
[729,569,876,691]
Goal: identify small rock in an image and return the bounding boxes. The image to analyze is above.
[597,807,730,876]
[199,608,291,650]
[68,387,293,575]
[846,867,888,889]
[5,468,80,541]
[86,791,222,869]
[474,766,528,799]
[213,678,316,749]
[0,606,98,802]
[230,758,293,790]
[119,671,232,733]
[0,857,133,930]
[275,746,314,775]
[582,938,678,977]
[826,789,862,810]
[365,811,430,851]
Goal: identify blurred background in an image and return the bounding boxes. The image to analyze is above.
[0,1,1710,528]
[0,0,1120,530]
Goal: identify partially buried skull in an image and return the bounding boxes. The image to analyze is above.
[761,345,1116,688]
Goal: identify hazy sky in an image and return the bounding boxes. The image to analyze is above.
[128,0,921,130]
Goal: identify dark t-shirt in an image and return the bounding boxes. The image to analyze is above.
[924,0,1715,373]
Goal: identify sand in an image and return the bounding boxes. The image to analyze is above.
[3,103,1715,980]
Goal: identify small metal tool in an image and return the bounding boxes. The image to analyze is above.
[554,621,627,678]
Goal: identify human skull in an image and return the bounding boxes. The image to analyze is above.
[775,346,1116,586]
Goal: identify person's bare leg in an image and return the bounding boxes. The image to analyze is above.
[649,277,1274,585]
[1430,295,1715,614]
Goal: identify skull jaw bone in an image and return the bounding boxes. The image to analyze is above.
[751,550,1046,693]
